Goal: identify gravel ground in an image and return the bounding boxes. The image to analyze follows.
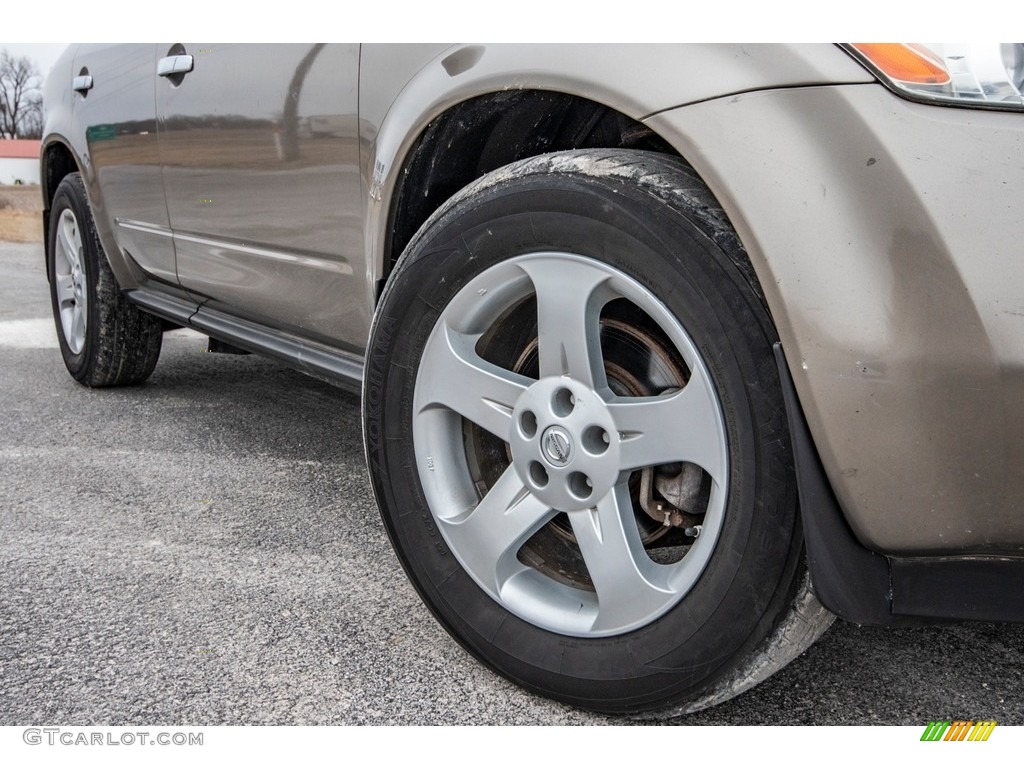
[1,240,1022,726]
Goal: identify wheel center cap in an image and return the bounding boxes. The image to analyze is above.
[541,425,573,466]
[508,377,621,512]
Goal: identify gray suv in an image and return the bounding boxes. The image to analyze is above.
[41,43,1024,714]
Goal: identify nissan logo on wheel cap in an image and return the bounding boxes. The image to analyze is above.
[541,426,573,466]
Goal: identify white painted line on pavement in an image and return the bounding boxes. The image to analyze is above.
[0,318,59,348]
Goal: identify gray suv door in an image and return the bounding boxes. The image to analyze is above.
[155,43,364,349]
[72,44,177,287]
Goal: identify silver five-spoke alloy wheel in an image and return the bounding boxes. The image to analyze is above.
[413,252,728,637]
[366,149,815,714]
[53,208,88,355]
[47,172,164,387]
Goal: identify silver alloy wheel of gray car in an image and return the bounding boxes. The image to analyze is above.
[53,208,89,355]
[47,172,164,387]
[367,149,823,714]
[412,251,728,637]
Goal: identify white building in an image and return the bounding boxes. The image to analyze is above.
[0,140,41,185]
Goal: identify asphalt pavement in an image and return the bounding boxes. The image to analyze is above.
[1,241,1022,725]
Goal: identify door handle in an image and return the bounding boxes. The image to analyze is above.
[157,55,194,78]
[72,75,93,93]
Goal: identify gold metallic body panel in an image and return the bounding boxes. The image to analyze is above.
[42,43,1024,555]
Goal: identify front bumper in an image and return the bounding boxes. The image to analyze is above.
[647,82,1024,555]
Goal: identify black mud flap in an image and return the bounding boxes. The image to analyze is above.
[774,343,1024,625]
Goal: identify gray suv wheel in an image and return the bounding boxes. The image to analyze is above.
[47,173,163,387]
[364,149,831,714]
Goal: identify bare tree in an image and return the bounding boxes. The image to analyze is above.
[0,50,44,140]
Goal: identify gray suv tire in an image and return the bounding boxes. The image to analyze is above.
[364,149,831,714]
[47,173,163,387]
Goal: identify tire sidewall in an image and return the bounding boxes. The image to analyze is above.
[48,174,100,383]
[366,163,798,712]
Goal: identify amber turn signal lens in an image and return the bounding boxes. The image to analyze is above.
[851,43,951,85]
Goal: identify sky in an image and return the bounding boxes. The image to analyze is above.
[1,44,70,79]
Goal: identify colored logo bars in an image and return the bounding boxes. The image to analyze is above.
[921,721,997,742]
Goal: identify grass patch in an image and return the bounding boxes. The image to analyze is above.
[0,211,43,242]
[0,185,44,243]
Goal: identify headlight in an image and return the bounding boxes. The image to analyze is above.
[846,43,1024,111]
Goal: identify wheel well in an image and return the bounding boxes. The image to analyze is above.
[386,90,681,279]
[42,142,79,212]
[41,142,80,281]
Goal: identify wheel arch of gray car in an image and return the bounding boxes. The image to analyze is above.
[384,89,681,285]
[363,43,872,295]
[40,137,81,282]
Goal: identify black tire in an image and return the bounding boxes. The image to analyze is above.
[364,149,831,714]
[47,172,163,387]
